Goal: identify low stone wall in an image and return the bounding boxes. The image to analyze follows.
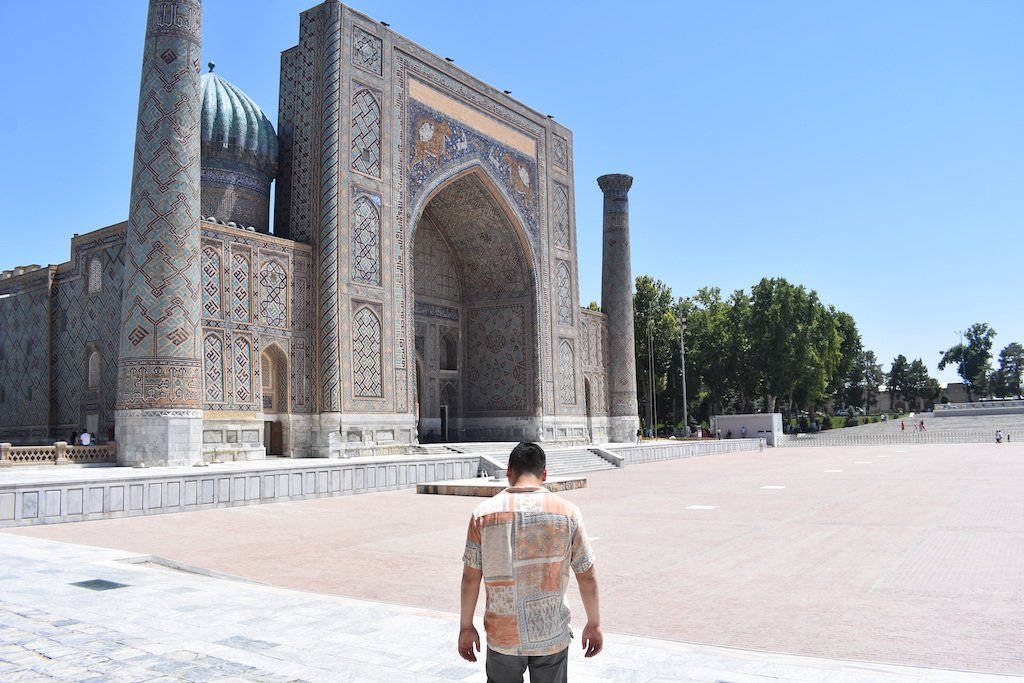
[933,400,1024,417]
[1,443,117,466]
[776,430,1012,447]
[0,453,478,528]
[605,438,763,465]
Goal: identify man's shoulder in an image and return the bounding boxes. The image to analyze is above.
[541,492,582,519]
[471,489,511,518]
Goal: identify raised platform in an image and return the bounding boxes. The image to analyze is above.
[416,476,587,496]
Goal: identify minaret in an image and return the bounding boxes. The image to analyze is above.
[597,174,640,442]
[115,0,204,466]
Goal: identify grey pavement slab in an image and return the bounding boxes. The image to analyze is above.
[0,533,1015,683]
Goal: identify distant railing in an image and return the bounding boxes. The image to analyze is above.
[0,442,117,466]
[934,400,1024,413]
[777,431,1012,447]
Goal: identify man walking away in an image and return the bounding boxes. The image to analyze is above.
[459,442,602,682]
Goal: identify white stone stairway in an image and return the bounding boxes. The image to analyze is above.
[485,447,618,476]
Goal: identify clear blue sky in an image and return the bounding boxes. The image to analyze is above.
[2,1,1021,384]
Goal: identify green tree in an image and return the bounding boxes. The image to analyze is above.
[997,342,1023,397]
[904,359,941,409]
[887,355,910,410]
[633,276,679,431]
[586,301,600,311]
[938,323,996,400]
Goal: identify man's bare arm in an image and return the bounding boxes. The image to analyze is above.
[458,565,483,662]
[575,566,603,657]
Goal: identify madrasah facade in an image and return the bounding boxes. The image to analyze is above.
[0,0,640,466]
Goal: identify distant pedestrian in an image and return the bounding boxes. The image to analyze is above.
[741,426,747,439]
[635,428,641,444]
[79,430,91,446]
[996,430,1003,444]
[918,420,925,431]
[901,421,905,431]
[696,426,703,439]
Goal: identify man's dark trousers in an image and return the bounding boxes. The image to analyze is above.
[485,648,568,683]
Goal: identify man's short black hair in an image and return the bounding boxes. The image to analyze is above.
[508,441,546,476]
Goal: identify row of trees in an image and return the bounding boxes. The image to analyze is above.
[938,323,1023,400]
[629,276,953,429]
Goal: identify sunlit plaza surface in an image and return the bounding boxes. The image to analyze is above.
[4,442,1022,681]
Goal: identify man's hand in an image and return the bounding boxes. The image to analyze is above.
[581,622,603,657]
[458,625,480,662]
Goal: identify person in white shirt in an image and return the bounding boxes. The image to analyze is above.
[79,431,92,446]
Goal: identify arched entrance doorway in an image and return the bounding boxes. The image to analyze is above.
[260,343,288,456]
[412,169,537,442]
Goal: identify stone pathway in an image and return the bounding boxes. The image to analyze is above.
[0,534,1015,682]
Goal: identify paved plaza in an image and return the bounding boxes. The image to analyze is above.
[5,442,1024,680]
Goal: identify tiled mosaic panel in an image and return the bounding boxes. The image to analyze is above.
[580,320,591,367]
[552,183,570,250]
[351,89,381,178]
[87,257,102,294]
[352,26,383,76]
[231,252,251,322]
[201,244,222,318]
[555,261,573,326]
[50,237,125,438]
[552,133,569,170]
[413,218,461,302]
[559,339,576,405]
[234,336,252,403]
[352,306,383,398]
[0,276,54,435]
[465,304,530,413]
[259,259,287,327]
[203,333,224,402]
[351,196,381,286]
[116,0,203,409]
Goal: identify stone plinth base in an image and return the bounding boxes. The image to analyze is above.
[115,409,203,467]
[416,476,587,497]
[607,415,640,443]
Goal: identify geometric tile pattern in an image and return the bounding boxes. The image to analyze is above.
[87,257,103,294]
[258,259,287,327]
[552,183,569,250]
[0,272,53,437]
[558,339,576,405]
[407,99,540,253]
[203,333,224,402]
[201,244,222,318]
[351,196,381,286]
[465,304,530,412]
[413,217,461,302]
[116,0,203,410]
[234,336,252,404]
[551,133,569,171]
[352,26,382,76]
[555,260,572,326]
[352,306,382,398]
[231,252,251,322]
[318,0,342,413]
[351,89,381,178]
[579,320,591,367]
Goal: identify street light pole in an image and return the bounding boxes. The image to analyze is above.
[680,316,688,436]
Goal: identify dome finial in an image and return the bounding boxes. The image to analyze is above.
[207,62,215,73]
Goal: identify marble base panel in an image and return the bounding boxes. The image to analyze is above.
[115,409,203,467]
[450,416,542,443]
[606,415,641,443]
[0,453,480,527]
[201,414,266,462]
[539,415,592,444]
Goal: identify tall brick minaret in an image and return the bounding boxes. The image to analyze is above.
[598,174,640,442]
[115,0,204,466]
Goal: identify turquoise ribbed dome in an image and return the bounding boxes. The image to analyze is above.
[200,70,278,164]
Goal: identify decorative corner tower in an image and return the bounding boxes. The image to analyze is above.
[598,174,640,442]
[115,0,204,466]
[200,65,279,232]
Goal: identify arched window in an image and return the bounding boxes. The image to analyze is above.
[87,351,100,388]
[440,332,457,371]
[87,257,102,294]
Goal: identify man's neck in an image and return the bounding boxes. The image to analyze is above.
[509,475,544,489]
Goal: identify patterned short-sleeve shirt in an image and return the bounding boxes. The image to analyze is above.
[463,486,595,656]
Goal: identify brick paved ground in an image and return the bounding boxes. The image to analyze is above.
[9,443,1024,675]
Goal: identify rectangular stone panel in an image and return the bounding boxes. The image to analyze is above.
[278,473,290,497]
[148,483,162,508]
[0,493,14,520]
[330,470,341,492]
[398,466,407,486]
[167,482,181,507]
[355,468,364,490]
[303,471,315,494]
[291,472,302,495]
[129,485,143,511]
[262,475,275,499]
[67,489,84,515]
[22,491,38,519]
[387,466,396,487]
[343,468,353,491]
[367,467,375,489]
[232,477,245,501]
[186,480,199,505]
[44,490,61,517]
[247,476,259,500]
[317,471,328,493]
[201,479,215,504]
[109,486,124,512]
[218,478,230,502]
[88,488,103,513]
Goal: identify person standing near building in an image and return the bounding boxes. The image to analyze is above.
[458,442,602,682]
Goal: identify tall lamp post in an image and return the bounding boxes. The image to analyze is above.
[679,316,688,436]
